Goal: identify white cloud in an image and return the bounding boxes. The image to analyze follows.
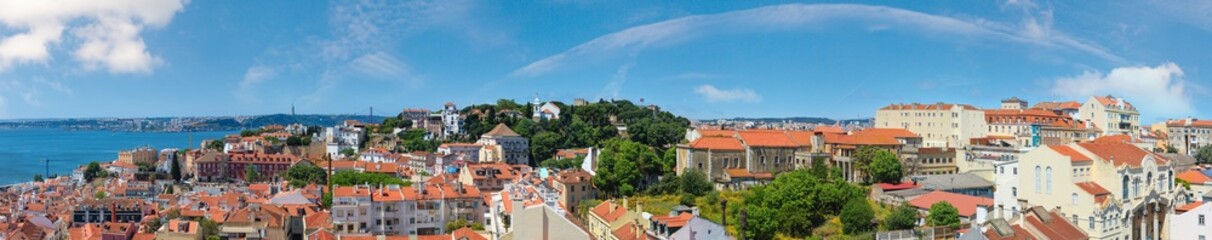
[0,0,187,73]
[1050,62,1193,118]
[693,84,761,103]
[511,3,1122,77]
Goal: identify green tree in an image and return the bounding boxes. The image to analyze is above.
[927,202,961,228]
[170,158,182,183]
[679,192,697,206]
[284,164,329,187]
[144,218,162,233]
[32,174,42,182]
[529,132,561,161]
[340,148,357,158]
[198,218,220,239]
[884,204,920,230]
[331,170,410,186]
[206,140,225,151]
[95,190,107,200]
[840,198,874,234]
[1198,145,1212,164]
[868,149,903,183]
[84,161,103,182]
[286,136,304,146]
[244,165,260,183]
[321,191,333,209]
[678,169,713,197]
[593,139,646,197]
[738,169,865,239]
[853,146,880,178]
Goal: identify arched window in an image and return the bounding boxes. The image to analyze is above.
[1147,172,1153,190]
[1123,175,1130,197]
[1169,170,1175,191]
[1035,166,1042,193]
[1072,193,1078,205]
[1046,167,1053,194]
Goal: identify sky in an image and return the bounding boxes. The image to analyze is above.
[0,0,1210,123]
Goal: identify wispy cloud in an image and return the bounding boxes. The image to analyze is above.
[350,52,412,79]
[510,3,1123,77]
[598,61,635,99]
[663,72,724,80]
[0,0,188,73]
[693,84,761,103]
[1050,62,1195,119]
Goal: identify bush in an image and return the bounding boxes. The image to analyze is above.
[840,199,874,234]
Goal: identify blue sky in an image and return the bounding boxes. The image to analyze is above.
[0,0,1209,123]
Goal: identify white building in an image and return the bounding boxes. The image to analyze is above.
[331,182,484,236]
[531,96,560,120]
[476,124,529,165]
[992,160,1020,219]
[1078,95,1140,137]
[441,102,462,139]
[1167,202,1211,240]
[325,124,364,159]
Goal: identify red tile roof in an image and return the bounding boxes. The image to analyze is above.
[737,130,798,147]
[1076,142,1167,167]
[592,200,630,223]
[1177,202,1204,213]
[688,137,745,151]
[875,182,920,191]
[907,191,994,217]
[1167,119,1212,128]
[698,130,737,137]
[452,227,487,240]
[880,103,979,111]
[983,225,1034,240]
[1024,210,1088,240]
[1075,182,1110,197]
[651,212,695,228]
[1094,95,1134,110]
[787,131,814,147]
[1049,145,1091,163]
[1177,170,1212,184]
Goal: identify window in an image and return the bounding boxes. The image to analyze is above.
[1046,167,1053,194]
[1012,187,1017,197]
[1123,175,1130,197]
[1201,214,1206,226]
[1072,214,1078,225]
[1072,193,1077,205]
[1035,166,1042,193]
[1089,216,1094,229]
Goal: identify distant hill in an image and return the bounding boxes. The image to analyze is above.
[701,117,871,125]
[0,114,388,132]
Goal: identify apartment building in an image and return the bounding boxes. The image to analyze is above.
[457,163,517,193]
[1167,202,1212,240]
[194,152,299,182]
[331,182,483,236]
[875,102,987,148]
[1078,95,1140,137]
[117,146,157,165]
[552,168,595,214]
[1165,118,1212,155]
[1016,137,1180,239]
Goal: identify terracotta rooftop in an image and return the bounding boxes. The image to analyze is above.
[737,130,798,148]
[880,103,979,111]
[1177,201,1204,213]
[907,191,994,217]
[1177,170,1212,184]
[688,137,744,151]
[1049,145,1091,163]
[1023,208,1089,240]
[1075,142,1167,168]
[483,123,520,137]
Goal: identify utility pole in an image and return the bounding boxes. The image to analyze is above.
[41,158,50,180]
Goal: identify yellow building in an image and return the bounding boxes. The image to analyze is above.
[1078,95,1140,137]
[1016,136,1180,239]
[875,103,987,148]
